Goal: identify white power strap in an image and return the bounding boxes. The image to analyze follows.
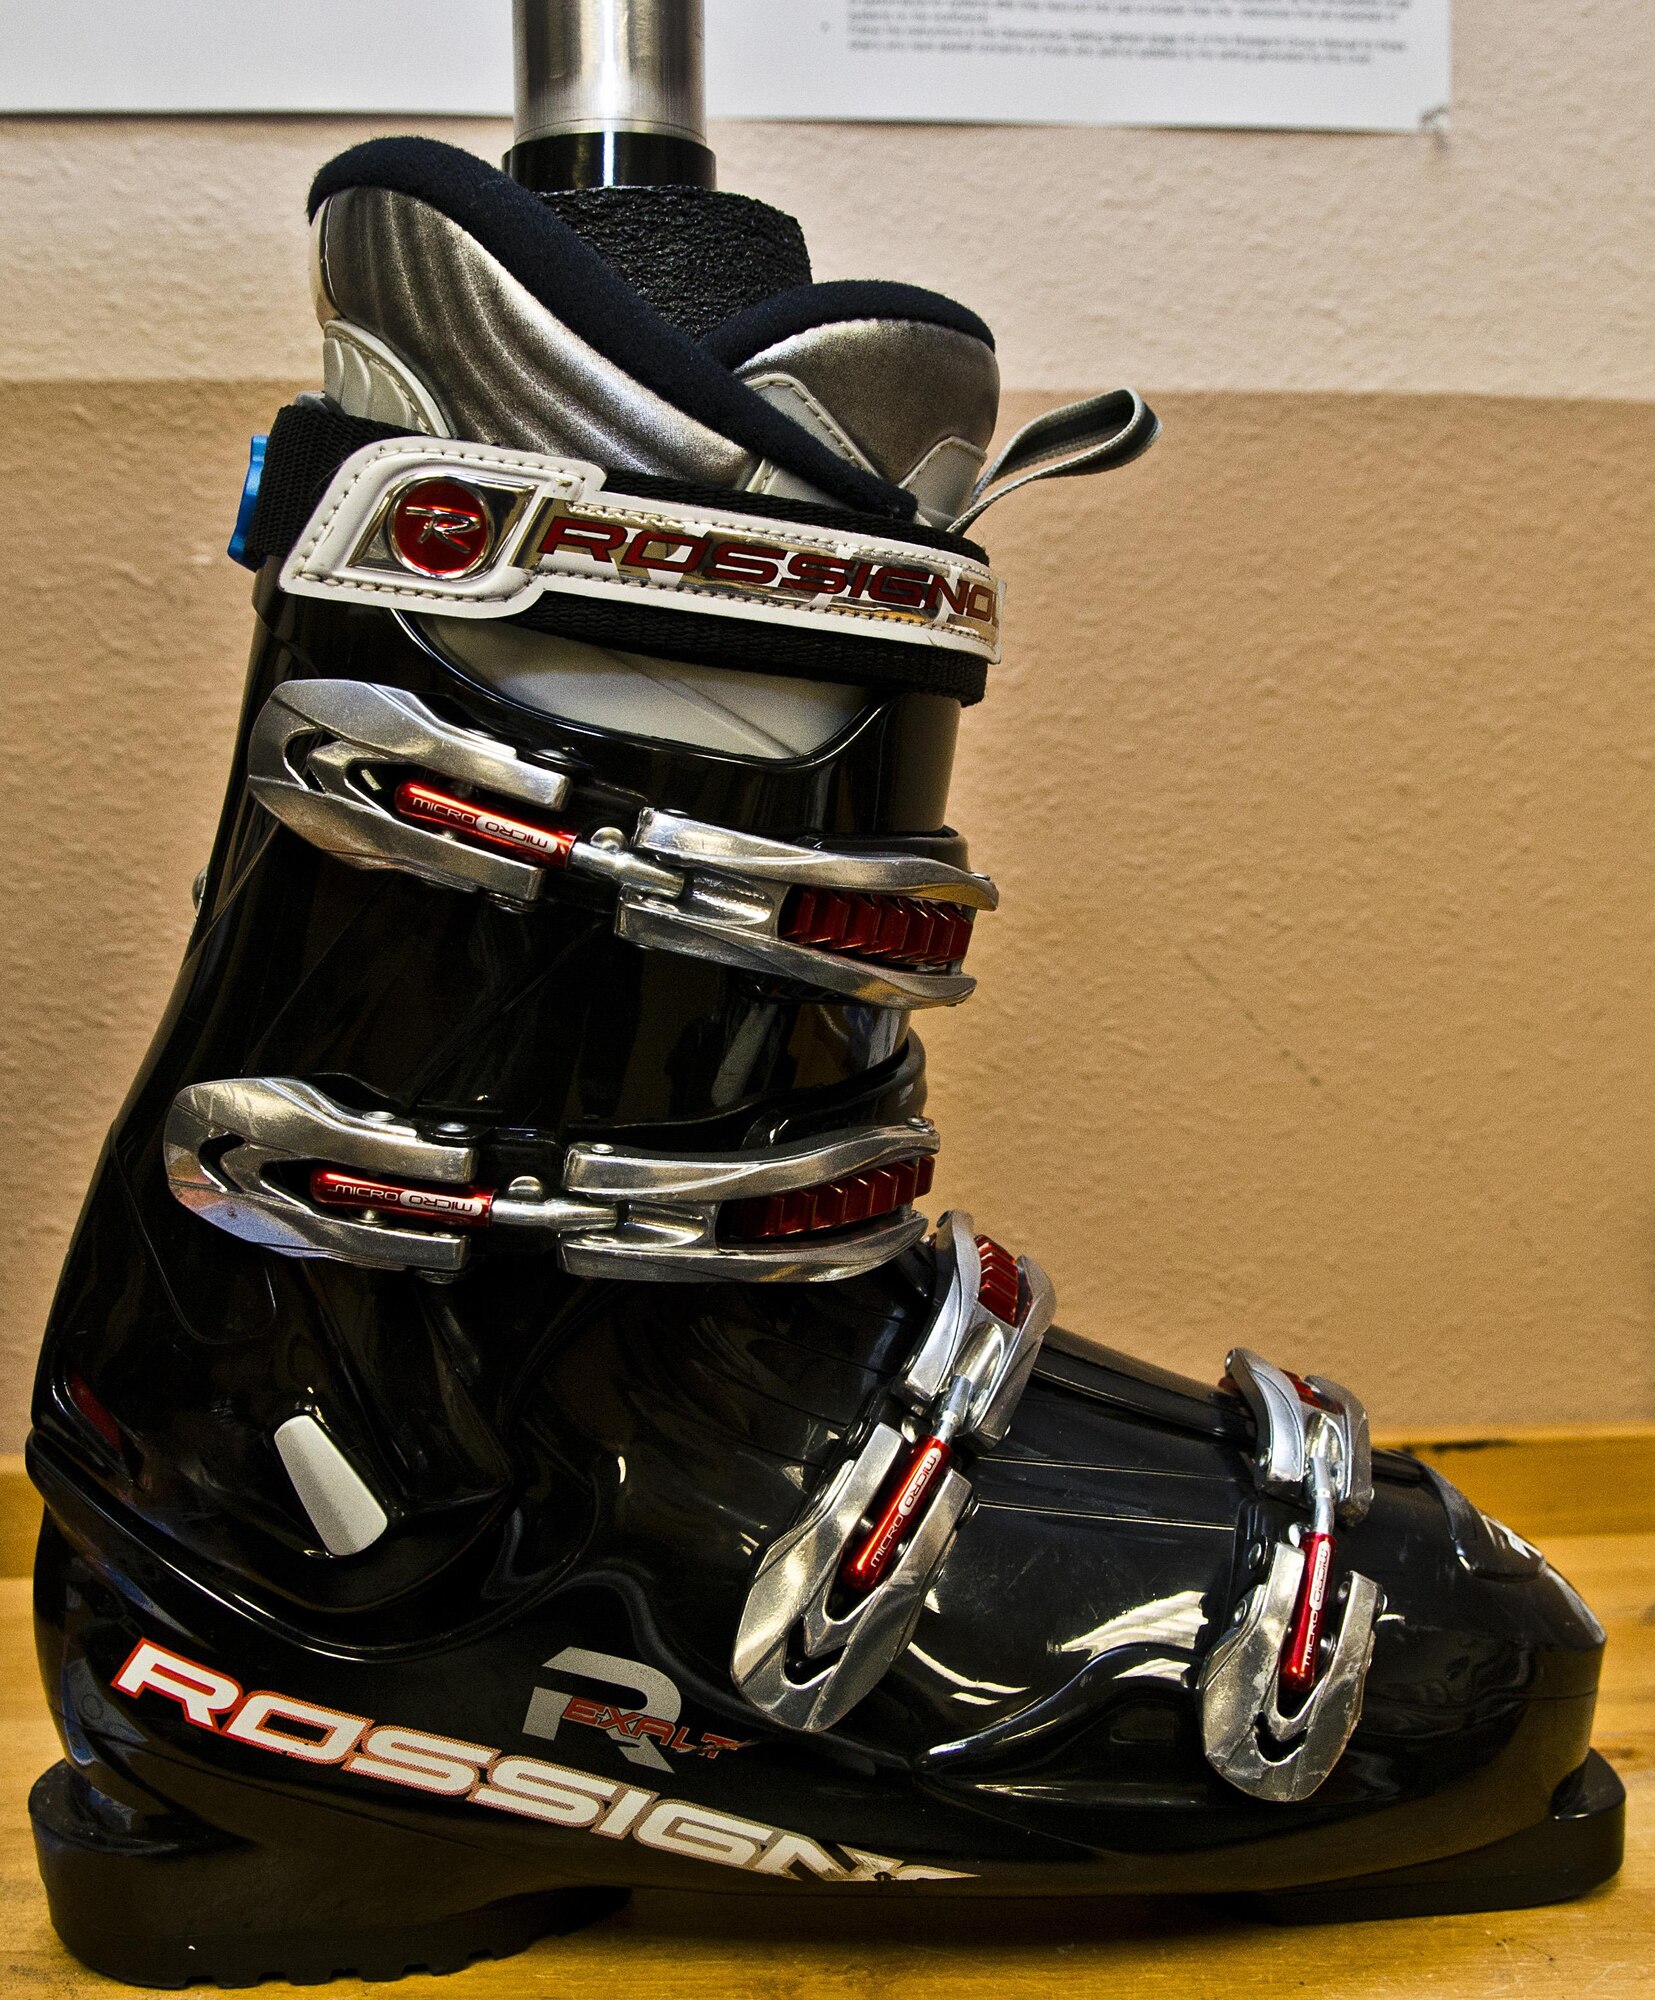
[280,437,1003,664]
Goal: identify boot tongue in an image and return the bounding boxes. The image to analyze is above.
[717,286,1000,528]
[539,184,1000,526]
[537,186,813,339]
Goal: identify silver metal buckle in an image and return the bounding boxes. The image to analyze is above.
[165,1078,485,1273]
[556,1127,937,1281]
[1199,1348,1383,1803]
[247,680,995,1008]
[732,1212,1053,1732]
[165,1077,938,1283]
[249,679,575,902]
[616,811,996,1010]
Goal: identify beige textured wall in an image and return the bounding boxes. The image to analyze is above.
[3,0,1655,1444]
[7,0,1655,395]
[933,390,1655,1429]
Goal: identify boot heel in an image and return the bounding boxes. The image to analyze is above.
[1243,1750,1626,1925]
[30,1761,627,1988]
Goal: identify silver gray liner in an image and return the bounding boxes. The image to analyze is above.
[316,189,764,485]
[313,188,1003,524]
[737,319,999,527]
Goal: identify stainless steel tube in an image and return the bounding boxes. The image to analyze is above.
[514,0,707,149]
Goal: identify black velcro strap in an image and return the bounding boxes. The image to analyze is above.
[247,401,989,570]
[243,403,404,572]
[512,593,987,705]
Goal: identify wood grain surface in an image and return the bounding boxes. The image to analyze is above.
[1382,1428,1655,1542]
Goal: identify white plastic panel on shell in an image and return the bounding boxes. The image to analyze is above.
[274,1414,389,1558]
[425,618,866,761]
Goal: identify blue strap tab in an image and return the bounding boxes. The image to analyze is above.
[227,434,269,571]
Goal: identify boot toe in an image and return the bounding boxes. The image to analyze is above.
[1337,1457,1605,1820]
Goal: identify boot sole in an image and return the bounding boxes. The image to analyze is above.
[29,1761,627,1987]
[1243,1749,1626,1924]
[31,1750,1626,1984]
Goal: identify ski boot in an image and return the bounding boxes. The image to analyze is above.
[27,54,1621,1993]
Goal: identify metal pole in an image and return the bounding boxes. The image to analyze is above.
[509,0,714,192]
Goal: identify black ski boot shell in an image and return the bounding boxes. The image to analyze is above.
[27,138,1622,1988]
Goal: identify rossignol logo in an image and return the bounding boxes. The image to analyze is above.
[522,1646,752,1771]
[534,506,999,637]
[112,1639,967,1885]
[280,439,1003,665]
[387,478,494,579]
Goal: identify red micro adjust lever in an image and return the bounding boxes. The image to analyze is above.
[1280,1531,1337,1695]
[842,1234,1026,1595]
[397,781,976,980]
[842,1435,955,1595]
[310,1169,496,1228]
[394,780,579,868]
[1280,1424,1341,1696]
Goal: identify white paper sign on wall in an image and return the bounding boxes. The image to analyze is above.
[0,0,1450,135]
[713,1,1450,133]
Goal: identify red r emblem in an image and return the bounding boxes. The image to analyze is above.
[388,478,494,579]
